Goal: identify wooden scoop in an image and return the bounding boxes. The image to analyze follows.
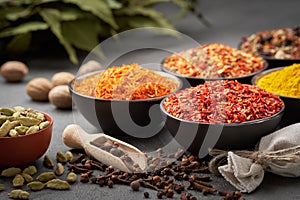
[62,124,147,173]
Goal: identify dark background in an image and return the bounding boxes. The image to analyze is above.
[1,0,300,199]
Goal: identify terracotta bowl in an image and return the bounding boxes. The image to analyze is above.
[252,67,300,127]
[160,94,284,157]
[69,70,182,137]
[0,112,53,167]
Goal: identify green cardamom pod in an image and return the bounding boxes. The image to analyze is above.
[39,121,50,130]
[0,120,19,137]
[25,125,39,135]
[36,172,56,182]
[27,181,45,191]
[13,174,24,187]
[8,189,30,199]
[18,116,41,126]
[46,179,70,190]
[43,155,54,169]
[66,172,77,184]
[15,126,29,135]
[21,173,33,183]
[23,166,37,176]
[56,151,67,163]
[1,167,21,177]
[65,151,74,162]
[54,163,65,176]
[0,108,15,116]
[9,129,19,137]
[13,106,25,112]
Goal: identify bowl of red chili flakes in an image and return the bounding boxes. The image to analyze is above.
[70,63,182,137]
[162,43,267,87]
[239,27,300,68]
[160,80,284,156]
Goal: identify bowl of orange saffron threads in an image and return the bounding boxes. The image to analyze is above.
[252,63,300,127]
[69,63,182,137]
[162,43,267,87]
[160,80,284,155]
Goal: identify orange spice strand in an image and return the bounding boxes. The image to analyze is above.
[90,64,179,100]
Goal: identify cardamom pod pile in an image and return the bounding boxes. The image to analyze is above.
[0,106,50,137]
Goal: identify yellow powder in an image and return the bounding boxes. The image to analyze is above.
[257,63,300,98]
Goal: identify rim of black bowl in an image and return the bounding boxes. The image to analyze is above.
[69,69,183,102]
[251,67,300,100]
[0,112,53,140]
[159,95,285,126]
[160,58,268,82]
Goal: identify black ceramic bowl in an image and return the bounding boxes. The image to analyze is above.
[160,97,284,157]
[69,70,182,137]
[252,67,300,127]
[262,57,300,68]
[161,61,268,87]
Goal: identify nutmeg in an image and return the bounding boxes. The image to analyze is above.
[26,78,52,101]
[77,60,103,75]
[51,72,75,87]
[0,61,29,82]
[48,85,72,109]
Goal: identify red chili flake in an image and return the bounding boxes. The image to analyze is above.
[240,27,300,59]
[163,44,265,78]
[163,80,284,124]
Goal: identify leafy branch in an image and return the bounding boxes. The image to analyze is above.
[0,0,207,64]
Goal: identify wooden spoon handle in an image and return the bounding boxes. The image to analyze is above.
[62,124,88,149]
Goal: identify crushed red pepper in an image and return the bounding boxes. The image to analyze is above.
[163,80,284,124]
[240,27,300,59]
[163,43,265,78]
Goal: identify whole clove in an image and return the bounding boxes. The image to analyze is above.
[69,153,85,164]
[143,191,149,198]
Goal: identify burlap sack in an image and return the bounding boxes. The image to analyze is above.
[213,123,300,193]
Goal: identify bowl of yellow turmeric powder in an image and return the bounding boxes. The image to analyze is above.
[252,63,300,127]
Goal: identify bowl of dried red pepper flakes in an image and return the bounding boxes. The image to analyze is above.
[162,43,267,87]
[70,63,182,136]
[160,80,284,155]
[252,63,300,127]
[239,27,300,68]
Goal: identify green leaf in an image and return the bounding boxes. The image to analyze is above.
[134,0,171,7]
[127,16,175,30]
[61,19,104,58]
[105,0,122,9]
[0,21,48,38]
[39,8,78,64]
[5,6,34,21]
[6,32,32,54]
[59,7,86,21]
[115,7,175,30]
[62,0,118,29]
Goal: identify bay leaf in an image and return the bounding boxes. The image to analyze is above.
[39,8,78,64]
[5,6,34,21]
[0,21,48,38]
[61,19,104,58]
[6,32,32,54]
[105,0,122,9]
[62,0,118,29]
